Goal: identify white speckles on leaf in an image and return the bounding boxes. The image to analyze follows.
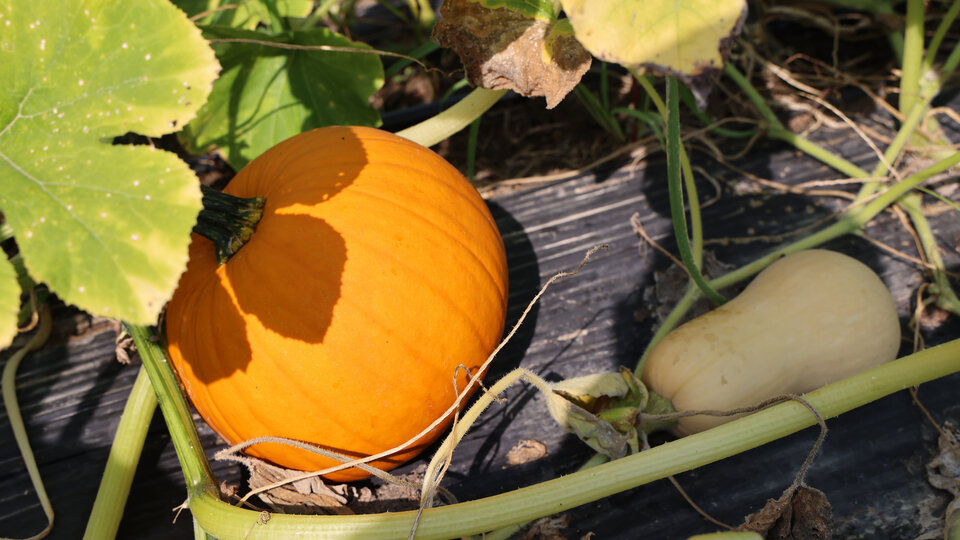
[130,234,139,241]
[78,286,85,293]
[78,79,84,86]
[144,53,151,60]
[39,39,45,50]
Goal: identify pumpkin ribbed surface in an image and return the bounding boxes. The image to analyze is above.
[165,126,508,482]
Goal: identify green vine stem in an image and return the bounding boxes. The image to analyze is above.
[83,367,157,540]
[722,63,869,180]
[2,302,54,540]
[396,88,506,147]
[124,324,220,501]
[899,193,960,315]
[131,310,960,539]
[899,0,925,118]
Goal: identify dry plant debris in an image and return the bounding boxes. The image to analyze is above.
[506,439,549,467]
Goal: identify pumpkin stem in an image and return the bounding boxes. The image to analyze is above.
[193,184,265,265]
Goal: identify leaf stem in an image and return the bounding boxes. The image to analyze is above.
[1,302,54,539]
[634,74,705,266]
[665,78,725,305]
[898,193,960,315]
[83,367,157,540]
[396,88,506,147]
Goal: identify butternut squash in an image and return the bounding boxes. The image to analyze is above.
[642,249,901,435]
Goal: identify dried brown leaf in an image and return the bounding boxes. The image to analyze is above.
[246,459,353,515]
[739,485,833,540]
[926,422,960,535]
[433,0,591,108]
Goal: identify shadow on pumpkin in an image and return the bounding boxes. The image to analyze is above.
[177,128,369,384]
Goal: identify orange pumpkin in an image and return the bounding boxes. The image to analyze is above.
[165,126,509,482]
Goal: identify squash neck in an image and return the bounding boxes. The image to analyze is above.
[193,184,265,265]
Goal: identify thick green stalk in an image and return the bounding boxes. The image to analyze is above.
[899,0,925,118]
[182,339,960,538]
[83,367,156,540]
[123,324,218,497]
[396,88,506,147]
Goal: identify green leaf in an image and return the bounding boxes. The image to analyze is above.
[559,0,747,106]
[0,256,18,349]
[174,0,314,29]
[181,26,384,168]
[0,0,219,326]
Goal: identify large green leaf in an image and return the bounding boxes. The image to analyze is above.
[0,0,219,333]
[181,26,383,169]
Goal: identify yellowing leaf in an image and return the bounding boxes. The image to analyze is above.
[560,0,747,105]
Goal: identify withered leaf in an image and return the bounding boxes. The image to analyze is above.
[739,485,833,540]
[926,422,960,535]
[246,459,353,515]
[433,0,591,108]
